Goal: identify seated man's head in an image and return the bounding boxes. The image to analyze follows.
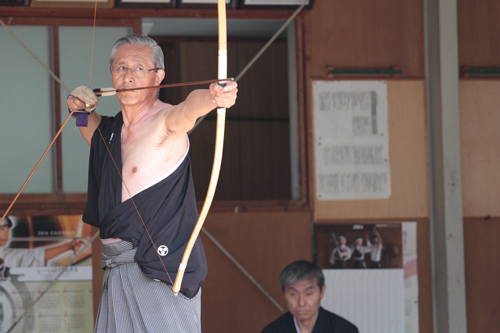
[0,217,12,247]
[278,260,325,323]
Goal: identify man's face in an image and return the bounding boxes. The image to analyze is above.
[284,278,325,323]
[0,226,10,246]
[111,44,165,107]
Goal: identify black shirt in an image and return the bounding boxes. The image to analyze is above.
[261,307,359,333]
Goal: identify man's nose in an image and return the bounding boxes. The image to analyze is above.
[298,294,306,306]
[123,68,135,81]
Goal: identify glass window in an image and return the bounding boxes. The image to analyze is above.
[0,26,54,193]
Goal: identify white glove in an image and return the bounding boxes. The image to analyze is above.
[69,86,98,112]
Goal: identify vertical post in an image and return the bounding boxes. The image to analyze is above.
[425,0,468,332]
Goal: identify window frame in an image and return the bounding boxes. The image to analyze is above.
[0,11,310,217]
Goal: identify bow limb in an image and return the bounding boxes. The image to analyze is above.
[172,0,227,296]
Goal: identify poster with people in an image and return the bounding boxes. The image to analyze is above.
[0,215,93,333]
[314,223,402,270]
[314,222,418,333]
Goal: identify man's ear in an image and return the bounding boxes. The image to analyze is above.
[320,284,326,300]
[156,69,165,84]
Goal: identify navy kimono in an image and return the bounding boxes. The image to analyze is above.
[83,112,207,298]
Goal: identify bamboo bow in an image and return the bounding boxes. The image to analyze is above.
[172,0,228,296]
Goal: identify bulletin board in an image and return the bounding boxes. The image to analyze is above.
[0,215,93,333]
[311,79,429,221]
[313,80,391,201]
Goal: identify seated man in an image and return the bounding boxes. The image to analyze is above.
[262,260,358,333]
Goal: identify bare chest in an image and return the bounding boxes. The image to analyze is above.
[120,127,187,201]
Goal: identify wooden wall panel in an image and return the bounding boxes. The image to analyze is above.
[313,80,430,220]
[464,218,500,332]
[416,219,433,333]
[458,1,500,67]
[460,80,500,218]
[184,39,292,201]
[200,210,312,333]
[308,0,424,77]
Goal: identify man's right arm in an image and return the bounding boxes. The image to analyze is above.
[78,112,101,146]
[66,86,101,146]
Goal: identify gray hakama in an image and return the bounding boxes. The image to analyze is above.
[95,241,201,333]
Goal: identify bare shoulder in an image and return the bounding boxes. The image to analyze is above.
[160,99,197,134]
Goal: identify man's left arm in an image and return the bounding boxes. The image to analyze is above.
[375,231,383,248]
[165,81,238,134]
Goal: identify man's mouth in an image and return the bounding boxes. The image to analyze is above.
[118,85,137,91]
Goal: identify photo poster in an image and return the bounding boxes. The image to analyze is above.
[0,215,93,333]
[314,222,419,333]
[313,80,391,200]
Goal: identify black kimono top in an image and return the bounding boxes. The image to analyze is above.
[83,112,207,298]
[261,307,359,333]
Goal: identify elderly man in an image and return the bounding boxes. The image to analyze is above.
[262,260,358,333]
[67,34,237,332]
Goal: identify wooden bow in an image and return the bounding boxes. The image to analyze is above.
[1,0,229,299]
[172,0,228,296]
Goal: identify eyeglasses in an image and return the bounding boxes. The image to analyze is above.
[110,65,161,78]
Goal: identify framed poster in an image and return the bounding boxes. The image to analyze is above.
[0,215,94,333]
[31,0,113,8]
[239,0,314,10]
[313,222,419,333]
[176,0,231,9]
[116,0,173,8]
[313,80,391,201]
[0,0,29,6]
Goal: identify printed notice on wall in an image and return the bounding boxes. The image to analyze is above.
[313,80,390,200]
[0,215,93,333]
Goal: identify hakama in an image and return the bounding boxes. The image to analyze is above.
[95,241,201,333]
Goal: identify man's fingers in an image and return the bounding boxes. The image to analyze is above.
[214,96,236,108]
[68,96,85,110]
[210,81,237,108]
[69,85,98,112]
[223,81,238,91]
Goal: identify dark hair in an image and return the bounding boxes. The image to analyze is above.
[279,260,325,292]
[0,216,12,228]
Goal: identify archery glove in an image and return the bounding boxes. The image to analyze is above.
[69,85,98,113]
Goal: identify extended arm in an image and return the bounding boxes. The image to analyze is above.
[165,81,237,134]
[44,239,85,262]
[374,230,383,247]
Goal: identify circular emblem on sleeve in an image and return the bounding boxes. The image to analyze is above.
[157,245,169,256]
